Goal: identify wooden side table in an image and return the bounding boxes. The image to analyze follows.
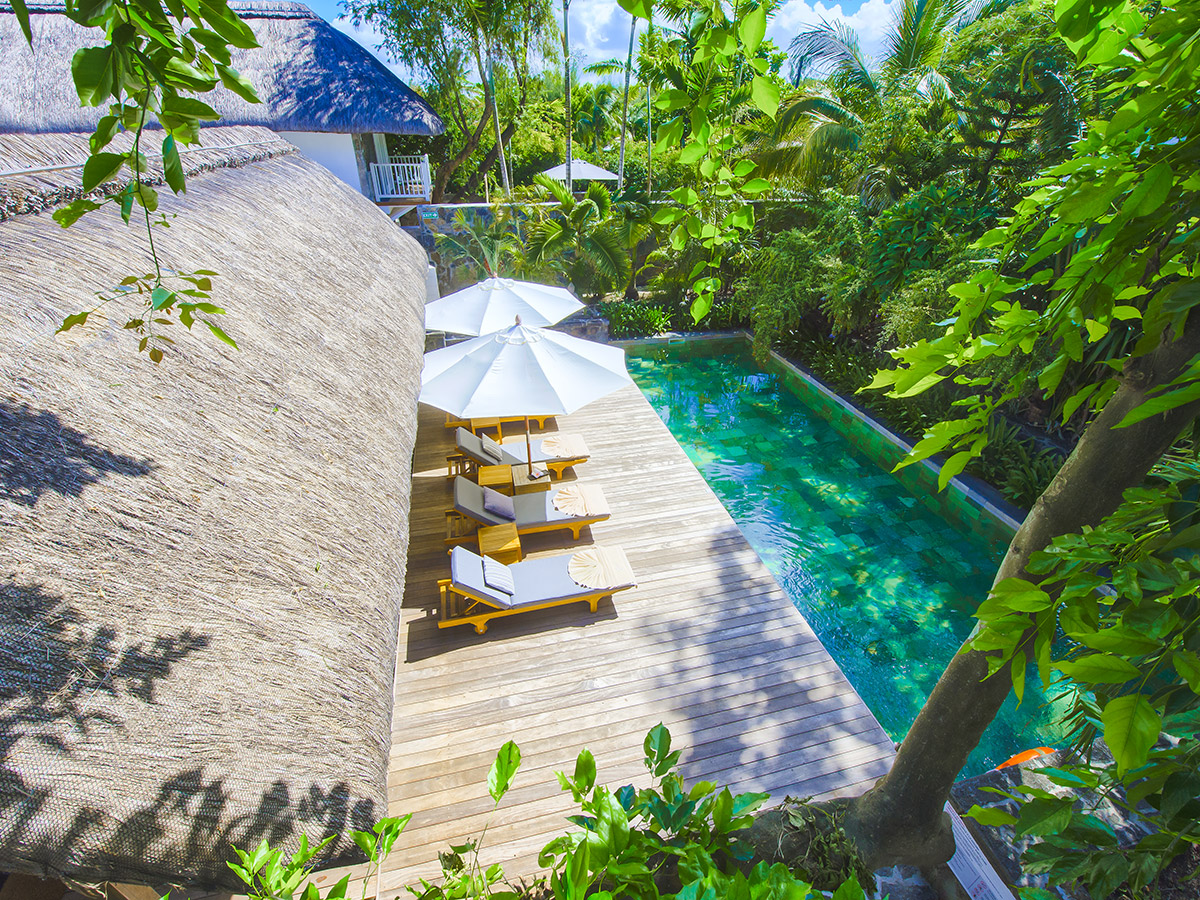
[512,465,552,494]
[477,464,515,494]
[477,522,522,563]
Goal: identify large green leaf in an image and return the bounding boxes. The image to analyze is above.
[616,0,652,20]
[489,740,522,803]
[72,45,115,106]
[162,135,186,194]
[10,0,32,42]
[738,3,766,54]
[1054,654,1142,684]
[81,152,127,191]
[750,75,779,119]
[1101,694,1160,774]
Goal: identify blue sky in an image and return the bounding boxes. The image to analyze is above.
[305,0,898,85]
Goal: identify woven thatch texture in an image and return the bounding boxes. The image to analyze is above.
[0,1,444,136]
[0,126,296,219]
[0,145,427,888]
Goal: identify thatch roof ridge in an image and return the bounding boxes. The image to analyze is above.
[0,125,296,220]
[0,143,427,888]
[0,0,443,136]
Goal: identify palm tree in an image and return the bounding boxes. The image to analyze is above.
[756,0,968,194]
[524,174,630,297]
[574,82,620,152]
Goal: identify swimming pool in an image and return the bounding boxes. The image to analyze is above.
[626,337,1067,775]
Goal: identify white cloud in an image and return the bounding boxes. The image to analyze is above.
[768,0,898,73]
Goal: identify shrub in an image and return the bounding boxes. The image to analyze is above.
[599,300,672,338]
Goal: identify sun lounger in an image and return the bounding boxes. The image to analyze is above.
[448,427,589,479]
[445,476,610,543]
[439,545,636,633]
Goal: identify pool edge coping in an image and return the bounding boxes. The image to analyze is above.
[616,331,1024,539]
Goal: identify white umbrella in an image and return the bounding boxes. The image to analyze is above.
[419,318,633,471]
[540,160,619,182]
[424,277,583,336]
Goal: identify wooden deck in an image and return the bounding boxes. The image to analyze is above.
[315,384,896,897]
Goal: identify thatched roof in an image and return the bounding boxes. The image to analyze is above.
[0,127,427,888]
[0,0,443,136]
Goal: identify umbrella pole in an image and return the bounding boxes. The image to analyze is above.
[525,415,534,477]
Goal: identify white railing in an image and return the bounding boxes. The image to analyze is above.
[370,154,432,201]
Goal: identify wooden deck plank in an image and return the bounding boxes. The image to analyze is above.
[313,382,895,895]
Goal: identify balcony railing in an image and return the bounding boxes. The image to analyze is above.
[370,155,432,202]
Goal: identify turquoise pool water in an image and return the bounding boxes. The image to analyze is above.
[626,338,1067,775]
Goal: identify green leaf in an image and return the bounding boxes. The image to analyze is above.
[679,140,707,165]
[205,319,239,348]
[151,287,175,309]
[740,178,771,195]
[1016,797,1072,836]
[52,198,103,227]
[197,0,260,49]
[615,0,652,20]
[72,45,115,106]
[1054,654,1142,684]
[966,804,1019,827]
[750,76,779,119]
[1101,694,1161,775]
[9,0,32,42]
[350,829,375,860]
[56,311,90,334]
[217,64,261,103]
[90,115,121,154]
[738,3,766,54]
[690,293,713,324]
[162,135,186,194]
[1172,650,1200,692]
[831,874,865,900]
[573,748,596,796]
[81,151,126,192]
[652,207,685,225]
[489,740,522,803]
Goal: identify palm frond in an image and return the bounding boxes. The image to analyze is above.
[788,20,876,98]
[882,0,966,81]
[775,94,861,137]
[532,172,573,206]
[581,227,632,286]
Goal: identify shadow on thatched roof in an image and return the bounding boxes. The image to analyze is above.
[0,0,443,136]
[0,126,427,889]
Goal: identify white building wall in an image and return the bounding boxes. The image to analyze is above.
[278,131,366,196]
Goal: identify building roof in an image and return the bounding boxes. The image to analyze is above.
[541,160,620,181]
[0,1,444,136]
[0,127,426,888]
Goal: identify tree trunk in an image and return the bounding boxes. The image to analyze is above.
[433,97,494,203]
[645,17,653,198]
[975,100,1016,200]
[563,0,572,193]
[617,16,636,194]
[837,311,1200,871]
[485,48,512,195]
[456,119,519,200]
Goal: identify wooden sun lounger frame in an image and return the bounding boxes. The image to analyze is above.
[446,454,581,480]
[437,578,622,634]
[443,413,554,438]
[444,508,605,544]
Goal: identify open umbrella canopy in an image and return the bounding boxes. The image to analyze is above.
[540,160,619,181]
[419,319,632,418]
[424,277,583,335]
